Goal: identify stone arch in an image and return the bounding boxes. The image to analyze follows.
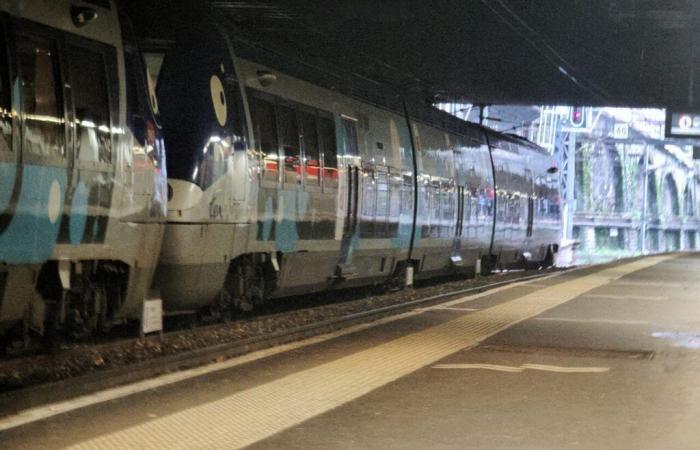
[663,173,680,218]
[636,155,658,218]
[684,181,695,217]
[633,155,659,221]
[590,145,624,213]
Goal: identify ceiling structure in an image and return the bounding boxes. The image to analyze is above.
[128,0,700,109]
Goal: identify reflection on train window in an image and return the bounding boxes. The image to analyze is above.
[252,96,278,183]
[69,46,112,163]
[143,53,163,115]
[299,110,320,185]
[431,181,441,237]
[18,37,65,158]
[277,104,300,185]
[340,117,358,156]
[401,175,413,214]
[319,116,337,188]
[198,135,232,189]
[0,26,11,153]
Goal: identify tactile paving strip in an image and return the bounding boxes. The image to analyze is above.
[67,255,672,449]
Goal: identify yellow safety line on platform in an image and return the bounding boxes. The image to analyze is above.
[65,255,672,450]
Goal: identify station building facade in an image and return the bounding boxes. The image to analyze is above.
[565,109,699,263]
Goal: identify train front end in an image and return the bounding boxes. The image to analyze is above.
[0,0,167,346]
[150,15,254,314]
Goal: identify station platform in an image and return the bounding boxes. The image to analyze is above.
[1,253,700,449]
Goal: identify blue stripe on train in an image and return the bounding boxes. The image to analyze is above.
[69,181,88,245]
[0,164,67,264]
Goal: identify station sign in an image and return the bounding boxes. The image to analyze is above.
[665,110,700,138]
[613,123,629,139]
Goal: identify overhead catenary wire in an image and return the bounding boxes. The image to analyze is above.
[480,0,612,104]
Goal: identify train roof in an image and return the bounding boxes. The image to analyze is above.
[228,31,547,155]
[135,8,546,155]
[483,129,550,155]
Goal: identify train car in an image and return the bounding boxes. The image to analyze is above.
[488,132,560,269]
[150,16,561,316]
[0,0,166,346]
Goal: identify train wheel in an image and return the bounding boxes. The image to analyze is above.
[42,298,64,353]
[480,255,495,275]
[383,261,414,292]
[225,257,266,313]
[542,246,555,268]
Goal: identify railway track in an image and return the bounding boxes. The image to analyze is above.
[0,268,564,416]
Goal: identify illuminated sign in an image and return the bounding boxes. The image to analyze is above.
[666,111,700,138]
[613,123,629,139]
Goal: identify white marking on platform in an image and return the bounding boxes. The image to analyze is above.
[613,280,681,288]
[60,255,670,449]
[434,306,480,312]
[583,293,668,301]
[433,363,610,373]
[0,271,564,433]
[535,317,649,325]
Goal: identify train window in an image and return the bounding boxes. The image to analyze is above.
[18,36,65,159]
[69,46,111,163]
[319,116,337,189]
[277,104,300,185]
[299,110,320,186]
[340,117,359,156]
[252,96,278,183]
[0,26,11,153]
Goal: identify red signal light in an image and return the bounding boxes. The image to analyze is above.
[570,106,585,127]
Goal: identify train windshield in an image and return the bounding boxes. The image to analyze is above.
[157,25,247,190]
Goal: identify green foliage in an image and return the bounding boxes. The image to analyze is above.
[581,156,591,212]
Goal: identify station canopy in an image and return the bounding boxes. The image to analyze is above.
[129,0,700,109]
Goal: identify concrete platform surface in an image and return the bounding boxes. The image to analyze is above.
[1,253,700,449]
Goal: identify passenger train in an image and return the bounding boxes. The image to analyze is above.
[0,0,560,347]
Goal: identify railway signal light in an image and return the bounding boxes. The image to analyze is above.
[570,106,585,128]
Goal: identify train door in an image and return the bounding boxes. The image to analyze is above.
[525,168,534,239]
[62,36,118,245]
[318,112,338,239]
[456,186,465,238]
[450,184,465,266]
[14,24,69,260]
[336,115,360,275]
[249,92,279,243]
